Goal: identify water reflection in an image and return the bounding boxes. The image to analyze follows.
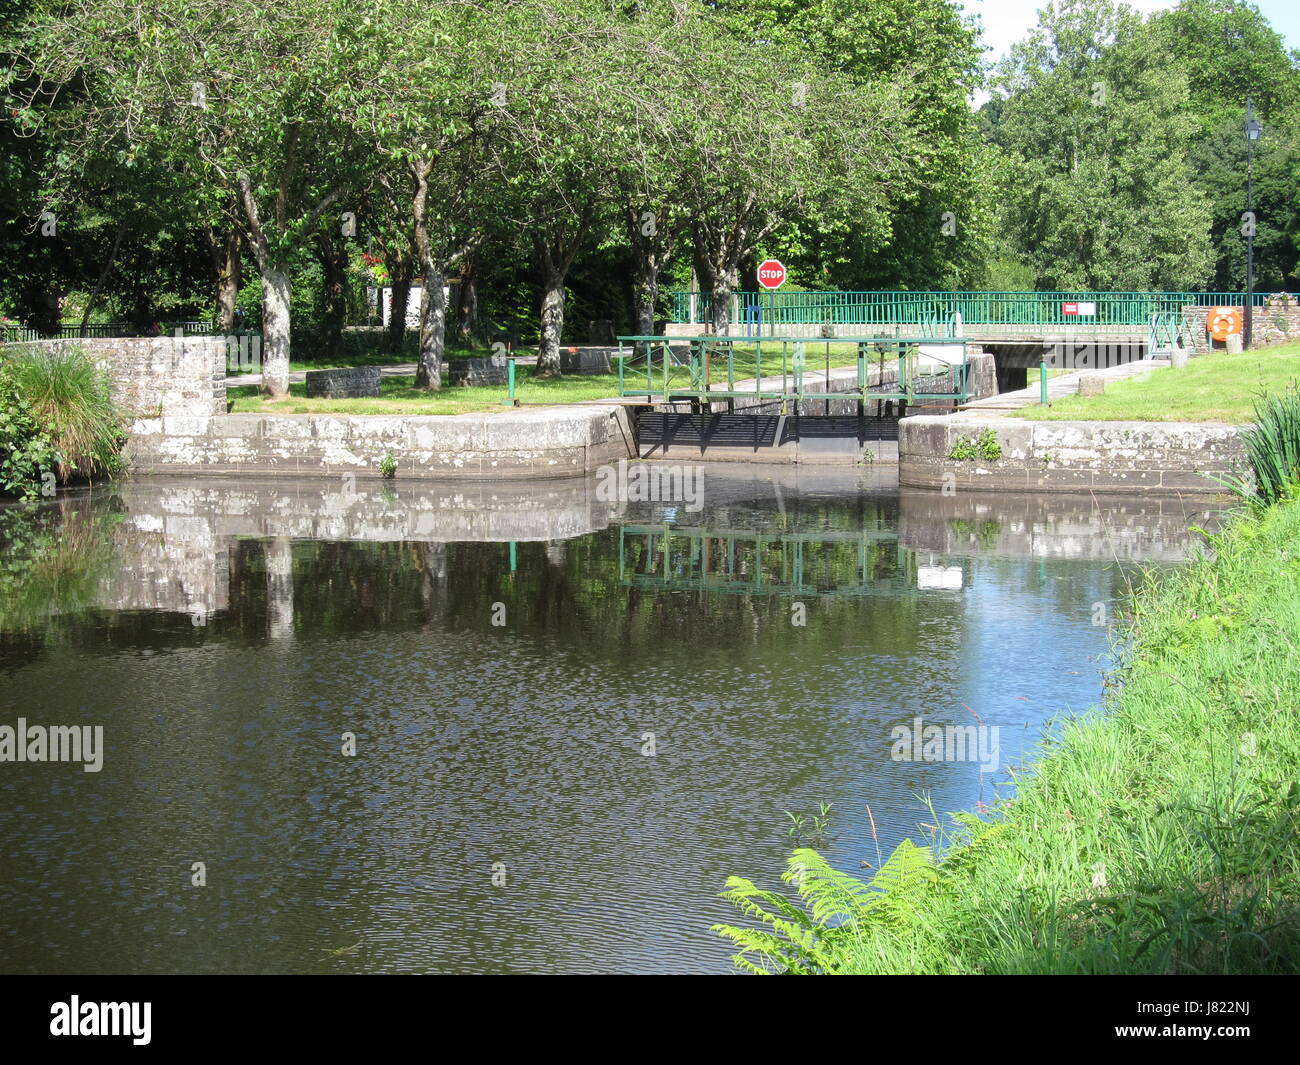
[0,470,1226,974]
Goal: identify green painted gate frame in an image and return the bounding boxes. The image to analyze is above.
[613,335,971,407]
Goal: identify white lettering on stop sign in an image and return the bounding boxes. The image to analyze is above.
[757,259,787,289]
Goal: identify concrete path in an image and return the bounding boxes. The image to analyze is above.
[959,358,1171,415]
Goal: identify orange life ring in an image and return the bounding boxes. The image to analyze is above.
[1207,306,1242,342]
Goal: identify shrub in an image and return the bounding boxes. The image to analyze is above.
[379,451,397,479]
[0,364,60,499]
[4,344,125,482]
[947,426,1002,462]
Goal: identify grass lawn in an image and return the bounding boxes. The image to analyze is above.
[1015,341,1300,423]
[285,342,485,373]
[228,368,628,415]
[230,343,875,415]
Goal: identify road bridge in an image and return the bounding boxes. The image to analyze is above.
[668,290,1250,359]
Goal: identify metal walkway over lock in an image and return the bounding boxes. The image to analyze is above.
[613,334,972,410]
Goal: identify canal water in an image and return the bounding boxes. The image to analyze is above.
[0,467,1225,974]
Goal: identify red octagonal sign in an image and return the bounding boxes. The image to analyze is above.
[757,259,787,289]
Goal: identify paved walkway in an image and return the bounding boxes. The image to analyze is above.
[959,358,1171,416]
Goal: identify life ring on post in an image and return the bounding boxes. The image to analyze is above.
[1207,306,1242,342]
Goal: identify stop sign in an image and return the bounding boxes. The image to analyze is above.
[757,259,787,289]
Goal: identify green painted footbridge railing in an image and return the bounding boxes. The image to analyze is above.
[613,335,971,408]
[672,291,1261,329]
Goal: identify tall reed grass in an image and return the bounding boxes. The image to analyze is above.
[1230,385,1300,505]
[4,344,124,481]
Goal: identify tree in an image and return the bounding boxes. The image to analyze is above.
[717,0,994,291]
[369,2,502,389]
[1150,0,1300,132]
[485,0,624,374]
[1149,0,1300,290]
[15,0,391,395]
[984,0,1214,290]
[668,7,922,332]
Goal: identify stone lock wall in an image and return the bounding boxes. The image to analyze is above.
[5,335,227,421]
[900,414,1245,495]
[127,406,636,477]
[0,335,637,479]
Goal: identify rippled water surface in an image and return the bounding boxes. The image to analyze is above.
[0,468,1224,973]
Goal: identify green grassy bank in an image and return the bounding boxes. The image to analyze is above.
[1014,341,1300,423]
[716,496,1300,974]
[227,368,631,415]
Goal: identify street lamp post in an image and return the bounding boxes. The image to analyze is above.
[1244,98,1262,350]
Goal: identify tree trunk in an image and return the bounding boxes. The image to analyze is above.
[532,208,593,377]
[383,251,413,355]
[632,261,657,339]
[260,267,292,398]
[316,233,348,364]
[536,266,566,376]
[627,204,675,341]
[410,159,446,390]
[235,172,294,398]
[80,222,127,337]
[710,266,738,337]
[414,263,447,389]
[207,227,242,334]
[456,251,479,342]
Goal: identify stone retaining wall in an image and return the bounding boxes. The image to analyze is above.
[560,348,612,374]
[4,335,226,418]
[305,366,381,398]
[125,405,636,478]
[899,414,1245,495]
[447,356,509,386]
[1181,299,1300,352]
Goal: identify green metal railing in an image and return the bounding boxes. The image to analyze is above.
[1146,311,1197,356]
[0,320,222,344]
[672,291,1263,329]
[618,524,908,598]
[614,334,971,408]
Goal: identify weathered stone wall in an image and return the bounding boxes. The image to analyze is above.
[447,355,509,386]
[899,414,1245,495]
[560,348,612,374]
[1181,299,1300,352]
[304,366,381,398]
[5,335,227,419]
[13,336,638,480]
[125,405,637,478]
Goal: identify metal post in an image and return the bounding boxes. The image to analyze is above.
[1040,359,1048,404]
[1245,97,1258,350]
[502,356,517,406]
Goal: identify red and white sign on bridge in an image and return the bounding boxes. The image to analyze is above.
[757,259,787,289]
